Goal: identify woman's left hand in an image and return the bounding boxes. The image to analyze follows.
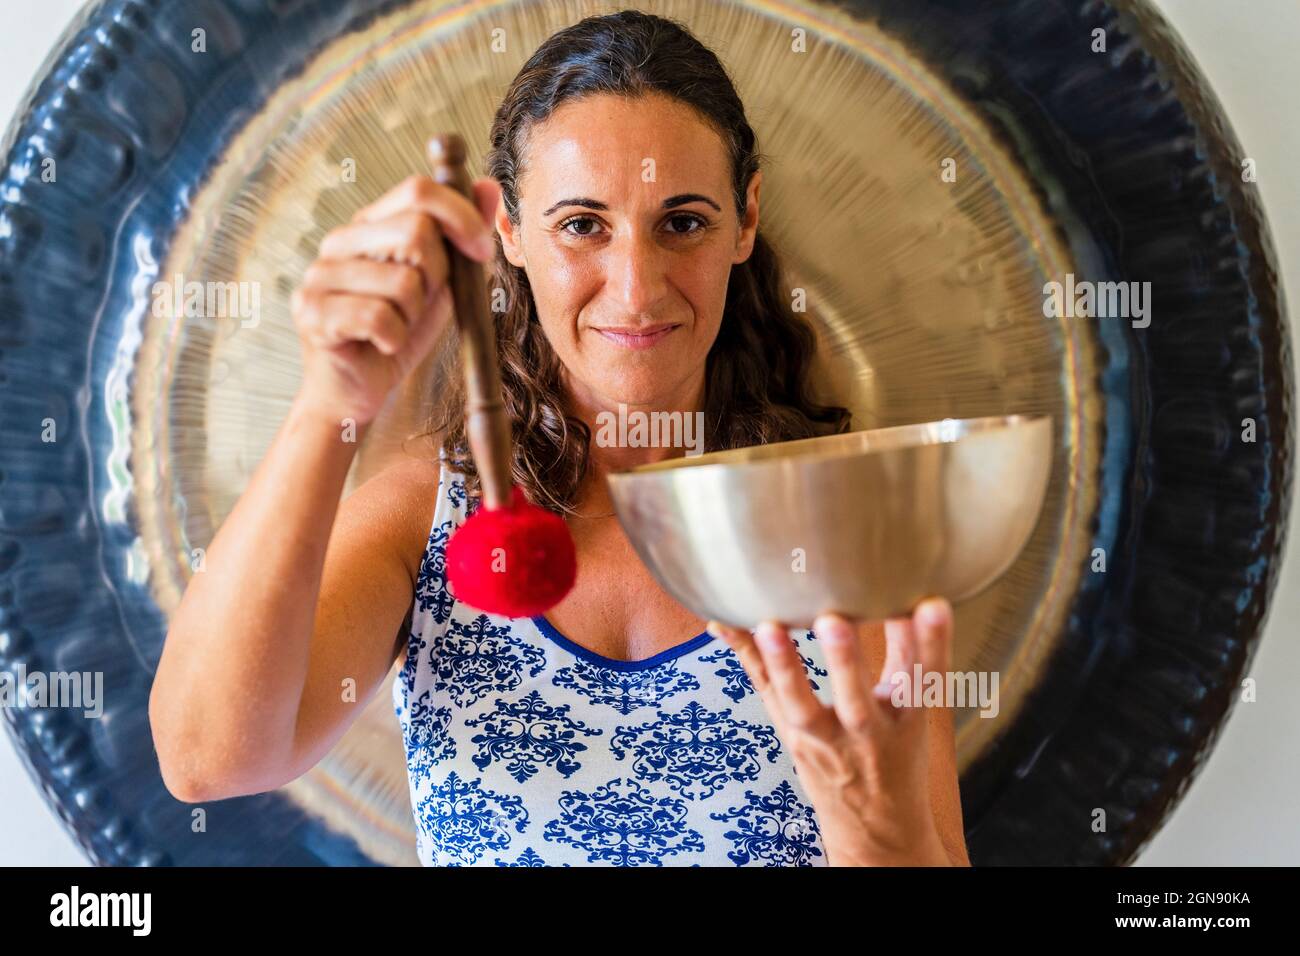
[707,597,969,867]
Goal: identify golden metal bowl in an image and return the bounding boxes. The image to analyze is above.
[607,414,1053,629]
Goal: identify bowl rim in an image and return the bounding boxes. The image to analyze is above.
[606,412,1053,479]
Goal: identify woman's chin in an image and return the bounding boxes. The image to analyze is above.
[597,383,668,407]
[589,362,689,403]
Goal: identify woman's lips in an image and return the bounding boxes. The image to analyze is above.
[593,325,679,349]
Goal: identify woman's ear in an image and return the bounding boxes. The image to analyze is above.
[489,182,527,269]
[733,169,762,265]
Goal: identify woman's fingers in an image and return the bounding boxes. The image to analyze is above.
[390,283,453,378]
[752,621,826,729]
[909,598,961,738]
[301,258,429,328]
[352,173,497,263]
[708,604,955,741]
[706,620,770,693]
[915,595,956,676]
[319,214,450,298]
[881,598,953,762]
[879,615,918,719]
[877,598,954,738]
[813,612,882,735]
[706,619,790,735]
[292,291,409,356]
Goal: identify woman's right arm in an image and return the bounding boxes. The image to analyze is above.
[149,398,410,802]
[148,168,501,802]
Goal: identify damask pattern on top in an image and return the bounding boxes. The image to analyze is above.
[393,461,830,866]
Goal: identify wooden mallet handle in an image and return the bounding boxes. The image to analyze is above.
[426,133,512,511]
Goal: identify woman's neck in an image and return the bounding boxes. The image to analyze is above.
[561,370,705,517]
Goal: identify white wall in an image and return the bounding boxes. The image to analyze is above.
[0,0,1295,866]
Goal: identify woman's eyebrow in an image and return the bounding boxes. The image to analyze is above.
[663,193,722,212]
[541,193,723,216]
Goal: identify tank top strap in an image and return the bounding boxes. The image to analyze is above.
[394,448,471,718]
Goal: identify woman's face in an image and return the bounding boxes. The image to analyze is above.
[496,92,761,414]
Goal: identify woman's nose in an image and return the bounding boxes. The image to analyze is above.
[607,230,668,314]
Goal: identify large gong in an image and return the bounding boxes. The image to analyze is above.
[0,0,1290,866]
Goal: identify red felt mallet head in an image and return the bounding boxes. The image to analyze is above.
[446,485,577,618]
[428,134,577,617]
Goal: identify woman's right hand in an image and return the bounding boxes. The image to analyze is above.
[291,168,501,425]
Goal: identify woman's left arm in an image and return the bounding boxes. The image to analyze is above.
[707,597,971,867]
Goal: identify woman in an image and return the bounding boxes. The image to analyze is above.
[150,9,970,867]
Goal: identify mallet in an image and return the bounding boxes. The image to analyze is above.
[426,133,577,617]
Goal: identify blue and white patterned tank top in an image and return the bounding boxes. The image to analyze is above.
[392,455,835,867]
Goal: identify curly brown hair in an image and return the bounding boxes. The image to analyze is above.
[422,8,851,516]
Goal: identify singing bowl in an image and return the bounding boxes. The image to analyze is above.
[609,415,1053,628]
[0,0,1291,866]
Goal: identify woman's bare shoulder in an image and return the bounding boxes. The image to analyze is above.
[343,451,444,579]
[354,430,445,503]
[367,451,443,490]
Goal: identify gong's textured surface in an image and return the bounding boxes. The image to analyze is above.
[0,0,1291,866]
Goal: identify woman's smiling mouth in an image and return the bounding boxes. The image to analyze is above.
[592,323,680,349]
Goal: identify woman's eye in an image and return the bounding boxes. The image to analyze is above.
[556,213,707,239]
[666,213,706,235]
[558,216,601,237]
